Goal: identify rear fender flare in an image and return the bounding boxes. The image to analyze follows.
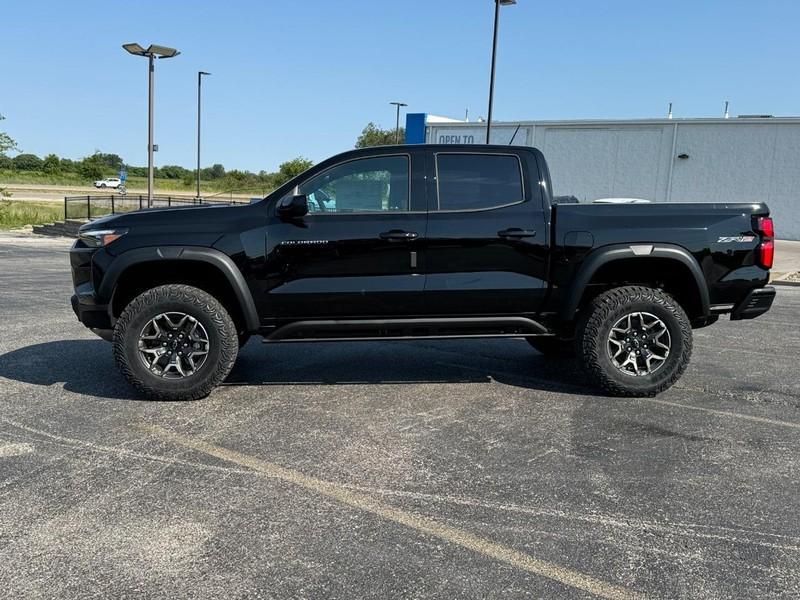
[98,246,260,331]
[560,243,710,320]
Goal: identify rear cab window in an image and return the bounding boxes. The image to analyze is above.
[434,153,524,211]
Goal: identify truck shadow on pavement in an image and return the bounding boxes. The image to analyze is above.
[0,339,139,400]
[226,339,595,395]
[0,338,596,401]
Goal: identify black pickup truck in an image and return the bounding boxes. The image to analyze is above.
[70,144,776,400]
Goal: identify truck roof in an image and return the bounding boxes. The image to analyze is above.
[327,145,544,169]
[348,143,539,153]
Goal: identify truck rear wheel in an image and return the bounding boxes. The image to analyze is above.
[576,285,692,397]
[113,284,238,401]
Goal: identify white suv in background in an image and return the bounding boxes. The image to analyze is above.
[94,177,122,189]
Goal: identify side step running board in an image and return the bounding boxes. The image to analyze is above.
[264,316,549,343]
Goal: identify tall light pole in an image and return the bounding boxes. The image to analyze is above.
[122,43,180,207]
[196,71,211,200]
[485,0,516,144]
[390,101,407,144]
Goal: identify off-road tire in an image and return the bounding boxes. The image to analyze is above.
[113,284,238,401]
[577,285,692,397]
[526,336,576,358]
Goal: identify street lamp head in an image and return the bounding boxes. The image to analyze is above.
[122,43,146,56]
[498,0,517,5]
[148,44,180,59]
[122,43,180,58]
[390,101,408,107]
[199,71,211,76]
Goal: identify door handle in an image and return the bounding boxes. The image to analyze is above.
[380,230,418,241]
[498,228,536,239]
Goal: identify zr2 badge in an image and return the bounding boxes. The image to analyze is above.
[718,236,755,243]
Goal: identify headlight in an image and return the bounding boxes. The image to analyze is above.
[79,228,128,247]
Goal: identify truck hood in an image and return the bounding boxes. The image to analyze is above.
[79,202,251,233]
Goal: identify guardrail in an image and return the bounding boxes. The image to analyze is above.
[64,194,251,220]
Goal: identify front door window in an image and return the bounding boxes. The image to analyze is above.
[298,156,410,214]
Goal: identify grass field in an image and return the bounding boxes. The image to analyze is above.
[0,170,89,187]
[0,170,274,196]
[0,201,64,229]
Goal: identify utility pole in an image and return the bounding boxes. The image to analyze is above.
[122,43,180,208]
[197,71,211,199]
[147,53,155,206]
[390,101,407,144]
[486,0,516,144]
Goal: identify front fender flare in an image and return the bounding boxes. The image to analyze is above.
[559,243,710,321]
[98,246,260,331]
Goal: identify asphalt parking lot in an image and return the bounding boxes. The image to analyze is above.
[1,231,799,599]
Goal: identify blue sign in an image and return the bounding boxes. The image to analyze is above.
[405,113,427,144]
[119,169,127,182]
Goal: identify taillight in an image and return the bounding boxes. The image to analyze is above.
[755,216,775,269]
[760,239,775,269]
[758,216,774,238]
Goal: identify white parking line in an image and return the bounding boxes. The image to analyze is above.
[644,399,800,430]
[143,424,644,600]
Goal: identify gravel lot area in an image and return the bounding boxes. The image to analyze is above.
[1,231,799,599]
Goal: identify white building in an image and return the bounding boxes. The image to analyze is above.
[409,115,800,240]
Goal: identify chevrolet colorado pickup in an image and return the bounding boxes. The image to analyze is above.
[70,144,777,400]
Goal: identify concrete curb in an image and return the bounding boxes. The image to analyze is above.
[771,271,800,287]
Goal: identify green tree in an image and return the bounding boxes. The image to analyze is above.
[12,153,43,171]
[224,169,249,182]
[159,164,189,179]
[127,165,147,177]
[42,153,61,174]
[201,163,226,180]
[275,157,313,186]
[0,114,17,156]
[79,152,105,181]
[94,152,124,170]
[355,122,404,148]
[0,114,13,198]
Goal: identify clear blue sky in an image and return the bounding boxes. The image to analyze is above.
[2,0,799,172]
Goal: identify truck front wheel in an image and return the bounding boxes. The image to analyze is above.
[113,284,238,401]
[576,286,692,397]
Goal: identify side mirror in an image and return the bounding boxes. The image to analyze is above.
[277,194,308,218]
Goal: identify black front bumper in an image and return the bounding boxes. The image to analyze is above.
[730,286,776,320]
[70,241,113,331]
[71,288,112,330]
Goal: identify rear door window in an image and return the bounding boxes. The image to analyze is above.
[435,153,524,211]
